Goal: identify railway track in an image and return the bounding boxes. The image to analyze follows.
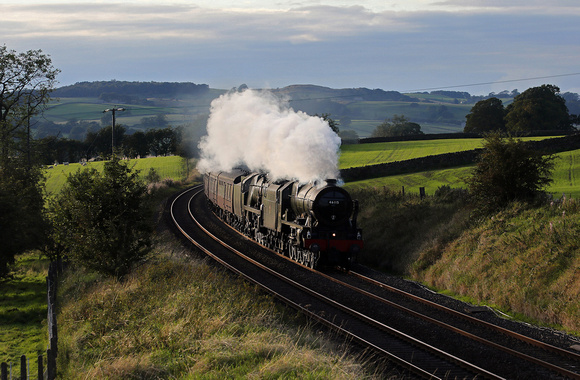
[170,186,580,379]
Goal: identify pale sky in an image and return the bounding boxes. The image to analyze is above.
[2,0,579,94]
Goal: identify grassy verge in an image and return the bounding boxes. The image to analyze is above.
[0,252,50,374]
[56,232,386,379]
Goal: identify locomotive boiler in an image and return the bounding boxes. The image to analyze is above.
[204,169,363,270]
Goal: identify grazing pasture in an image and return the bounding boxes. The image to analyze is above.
[343,148,580,199]
[44,156,188,196]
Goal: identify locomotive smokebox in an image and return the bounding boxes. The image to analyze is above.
[290,182,353,227]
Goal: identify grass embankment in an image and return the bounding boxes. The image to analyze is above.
[412,200,580,334]
[56,232,383,379]
[0,253,50,373]
[352,184,580,335]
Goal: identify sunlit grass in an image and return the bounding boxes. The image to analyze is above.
[342,148,580,199]
[339,139,484,169]
[339,136,561,169]
[0,252,50,375]
[44,156,188,196]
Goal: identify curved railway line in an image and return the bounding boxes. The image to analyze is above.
[170,185,580,379]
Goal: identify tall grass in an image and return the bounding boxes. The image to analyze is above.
[352,184,580,335]
[411,199,580,334]
[56,237,386,379]
[350,186,471,274]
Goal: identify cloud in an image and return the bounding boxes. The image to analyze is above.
[2,2,579,94]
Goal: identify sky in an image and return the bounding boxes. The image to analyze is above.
[2,0,580,95]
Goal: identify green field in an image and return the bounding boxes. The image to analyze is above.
[339,139,484,169]
[45,156,188,196]
[343,149,580,199]
[339,136,562,169]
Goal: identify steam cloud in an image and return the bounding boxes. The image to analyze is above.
[197,89,341,183]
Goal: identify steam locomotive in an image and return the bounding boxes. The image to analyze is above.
[204,170,363,270]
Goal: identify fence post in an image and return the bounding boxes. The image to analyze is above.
[20,355,26,380]
[1,362,7,380]
[401,186,405,196]
[47,349,55,380]
[37,355,43,380]
[419,187,425,200]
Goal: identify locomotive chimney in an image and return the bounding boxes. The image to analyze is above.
[326,179,337,186]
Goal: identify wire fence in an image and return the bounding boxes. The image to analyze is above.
[1,260,59,380]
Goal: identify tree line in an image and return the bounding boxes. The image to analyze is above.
[53,80,209,98]
[370,84,579,138]
[464,84,579,133]
[36,125,186,164]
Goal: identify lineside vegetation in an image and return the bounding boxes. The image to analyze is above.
[56,213,388,379]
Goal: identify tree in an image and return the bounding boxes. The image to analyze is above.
[372,114,422,137]
[146,127,177,156]
[467,133,556,214]
[464,97,506,133]
[504,84,572,132]
[49,156,153,279]
[123,130,150,158]
[314,113,340,134]
[0,45,60,161]
[85,125,126,157]
[0,45,58,278]
[0,163,48,278]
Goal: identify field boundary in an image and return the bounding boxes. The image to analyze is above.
[357,130,574,145]
[341,134,580,182]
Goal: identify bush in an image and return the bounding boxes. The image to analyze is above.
[467,133,555,215]
[48,156,153,279]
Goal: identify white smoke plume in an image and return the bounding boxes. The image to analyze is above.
[197,89,341,183]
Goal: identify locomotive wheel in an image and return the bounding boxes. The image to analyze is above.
[306,252,315,269]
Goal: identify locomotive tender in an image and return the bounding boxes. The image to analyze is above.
[204,169,363,269]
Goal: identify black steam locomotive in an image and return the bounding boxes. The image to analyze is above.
[204,170,363,270]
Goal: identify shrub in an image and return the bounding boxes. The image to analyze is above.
[48,156,152,279]
[467,133,555,215]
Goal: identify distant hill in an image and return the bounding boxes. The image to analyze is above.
[273,84,418,102]
[53,80,210,99]
[44,81,541,138]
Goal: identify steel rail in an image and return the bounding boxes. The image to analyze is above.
[347,270,580,380]
[170,187,503,380]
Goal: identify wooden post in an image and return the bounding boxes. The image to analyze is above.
[401,186,405,196]
[37,355,43,380]
[1,362,8,380]
[47,349,56,380]
[20,355,26,380]
[419,187,425,200]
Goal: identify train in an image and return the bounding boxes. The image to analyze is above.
[203,169,363,270]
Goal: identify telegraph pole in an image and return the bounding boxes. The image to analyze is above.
[103,106,125,156]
